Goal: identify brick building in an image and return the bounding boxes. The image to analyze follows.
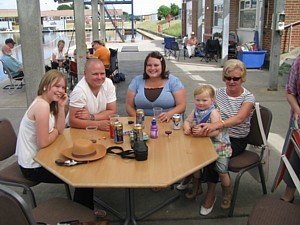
[182,0,300,54]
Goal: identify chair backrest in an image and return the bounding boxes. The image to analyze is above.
[164,37,176,50]
[0,59,14,80]
[0,119,17,160]
[205,39,221,52]
[69,61,78,75]
[109,48,118,73]
[247,105,272,146]
[170,42,179,51]
[0,185,36,225]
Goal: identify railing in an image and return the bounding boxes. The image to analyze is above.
[284,20,300,53]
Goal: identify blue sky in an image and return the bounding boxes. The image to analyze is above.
[0,0,182,15]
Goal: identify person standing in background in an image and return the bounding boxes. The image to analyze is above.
[278,56,300,203]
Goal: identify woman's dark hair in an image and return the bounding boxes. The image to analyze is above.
[143,51,169,79]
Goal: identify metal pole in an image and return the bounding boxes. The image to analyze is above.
[268,0,285,91]
[131,0,135,42]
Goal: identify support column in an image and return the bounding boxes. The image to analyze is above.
[74,0,86,80]
[197,0,203,42]
[17,0,44,106]
[91,0,99,41]
[268,0,285,91]
[131,0,135,42]
[221,0,230,66]
[99,0,106,41]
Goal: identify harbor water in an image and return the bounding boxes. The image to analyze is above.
[0,31,147,81]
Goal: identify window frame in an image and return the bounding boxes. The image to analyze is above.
[239,0,257,29]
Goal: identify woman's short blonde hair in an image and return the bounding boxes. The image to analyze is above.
[222,59,247,82]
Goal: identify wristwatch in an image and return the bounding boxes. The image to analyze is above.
[89,114,95,121]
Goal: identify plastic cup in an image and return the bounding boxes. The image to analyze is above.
[153,107,163,120]
[86,126,98,143]
[109,114,120,139]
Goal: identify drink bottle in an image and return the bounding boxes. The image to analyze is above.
[150,118,158,139]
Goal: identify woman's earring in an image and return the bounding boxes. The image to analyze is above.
[43,87,46,91]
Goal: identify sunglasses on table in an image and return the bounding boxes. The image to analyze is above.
[224,76,242,81]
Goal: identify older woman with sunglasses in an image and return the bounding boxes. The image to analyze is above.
[198,59,255,216]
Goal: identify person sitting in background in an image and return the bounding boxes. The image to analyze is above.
[1,44,24,78]
[187,31,198,58]
[126,51,186,122]
[92,40,110,71]
[5,38,16,50]
[68,58,116,130]
[51,39,68,70]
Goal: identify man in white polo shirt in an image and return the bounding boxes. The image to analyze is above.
[68,58,117,130]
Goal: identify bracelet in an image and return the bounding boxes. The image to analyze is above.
[221,120,225,128]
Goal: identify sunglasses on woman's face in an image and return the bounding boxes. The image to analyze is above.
[224,76,242,81]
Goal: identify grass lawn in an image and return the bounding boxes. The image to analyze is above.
[137,19,182,38]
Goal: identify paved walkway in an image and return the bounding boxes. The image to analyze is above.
[0,32,297,225]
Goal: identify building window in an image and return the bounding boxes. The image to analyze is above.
[214,4,223,27]
[239,0,256,28]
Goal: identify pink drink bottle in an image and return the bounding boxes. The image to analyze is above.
[150,118,158,139]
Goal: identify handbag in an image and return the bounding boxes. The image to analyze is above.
[106,141,148,161]
[133,140,148,161]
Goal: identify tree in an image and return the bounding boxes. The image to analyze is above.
[57,4,72,10]
[157,5,170,20]
[170,3,179,17]
[57,3,89,10]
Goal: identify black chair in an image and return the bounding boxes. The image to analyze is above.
[170,41,180,61]
[106,48,119,82]
[0,118,71,208]
[228,32,239,59]
[228,104,272,217]
[204,39,221,62]
[0,59,24,95]
[0,184,96,225]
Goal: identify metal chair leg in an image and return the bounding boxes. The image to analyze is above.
[258,164,267,194]
[64,184,72,200]
[228,171,243,217]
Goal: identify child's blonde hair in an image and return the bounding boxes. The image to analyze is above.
[194,84,216,99]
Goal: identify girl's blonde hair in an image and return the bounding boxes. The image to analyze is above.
[38,70,66,115]
[222,59,247,82]
[194,84,216,99]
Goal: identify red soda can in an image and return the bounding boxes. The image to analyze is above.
[110,121,119,139]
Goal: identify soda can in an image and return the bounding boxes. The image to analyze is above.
[110,121,119,139]
[129,130,135,148]
[133,124,143,141]
[114,122,123,144]
[136,109,144,128]
[172,114,182,130]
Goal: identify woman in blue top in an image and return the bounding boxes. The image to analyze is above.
[126,51,186,122]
